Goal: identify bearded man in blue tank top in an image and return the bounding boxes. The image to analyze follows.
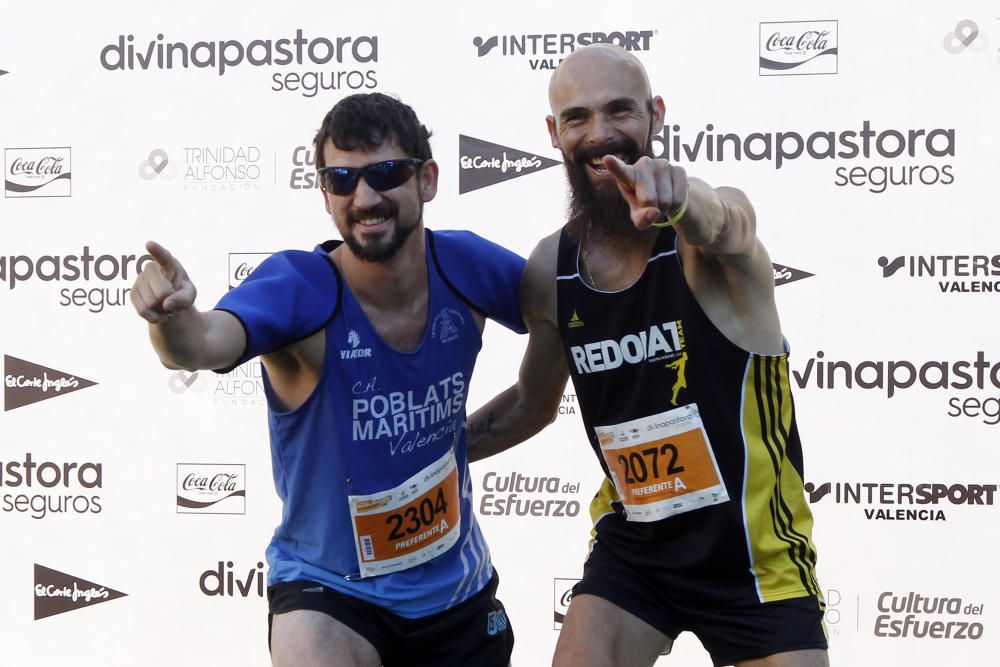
[130,94,526,667]
[468,46,829,667]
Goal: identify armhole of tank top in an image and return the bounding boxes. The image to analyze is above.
[425,229,488,320]
[556,225,577,277]
[316,246,344,327]
[271,251,342,359]
[261,250,343,417]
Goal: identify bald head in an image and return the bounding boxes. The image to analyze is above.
[548,45,652,114]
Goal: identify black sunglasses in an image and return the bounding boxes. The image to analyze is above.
[317,158,424,196]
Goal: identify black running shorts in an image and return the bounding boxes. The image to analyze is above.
[268,569,513,667]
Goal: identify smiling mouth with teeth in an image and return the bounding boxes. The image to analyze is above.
[356,216,389,227]
[587,153,627,172]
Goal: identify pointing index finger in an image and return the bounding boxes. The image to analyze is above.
[146,239,178,267]
[145,241,179,280]
[602,155,635,189]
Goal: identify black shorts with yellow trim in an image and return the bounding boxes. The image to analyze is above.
[268,569,513,667]
[572,537,827,667]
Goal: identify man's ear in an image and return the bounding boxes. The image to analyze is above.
[419,159,439,202]
[650,96,666,135]
[320,185,332,215]
[546,115,560,150]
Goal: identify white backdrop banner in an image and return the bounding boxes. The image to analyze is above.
[2,1,998,665]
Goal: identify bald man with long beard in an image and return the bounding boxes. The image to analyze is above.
[468,46,829,667]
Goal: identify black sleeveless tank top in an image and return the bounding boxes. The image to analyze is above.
[556,224,820,604]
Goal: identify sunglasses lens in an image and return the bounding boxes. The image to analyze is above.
[365,161,417,191]
[324,168,358,196]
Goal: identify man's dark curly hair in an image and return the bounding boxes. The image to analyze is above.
[313,93,433,169]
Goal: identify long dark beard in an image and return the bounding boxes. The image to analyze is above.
[565,161,633,240]
[564,130,654,241]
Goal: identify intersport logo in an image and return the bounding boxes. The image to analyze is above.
[805,480,995,522]
[100,30,378,97]
[4,355,97,411]
[34,565,126,620]
[459,136,561,193]
[793,351,1000,425]
[879,254,1000,294]
[473,30,654,71]
[652,120,955,194]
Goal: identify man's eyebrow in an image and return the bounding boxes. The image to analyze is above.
[559,106,588,121]
[605,97,641,111]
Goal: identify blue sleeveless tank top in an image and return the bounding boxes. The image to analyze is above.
[214,230,526,617]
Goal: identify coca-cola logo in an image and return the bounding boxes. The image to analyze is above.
[553,578,580,629]
[176,463,246,514]
[5,147,72,197]
[759,20,838,76]
[233,262,256,282]
[228,253,273,290]
[234,263,254,281]
[765,30,830,54]
[10,156,65,177]
[182,473,239,492]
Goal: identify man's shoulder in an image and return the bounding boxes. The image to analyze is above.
[524,229,562,283]
[427,229,528,334]
[247,247,336,285]
[428,229,515,259]
[530,229,563,263]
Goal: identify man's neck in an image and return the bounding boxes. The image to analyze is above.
[334,226,428,309]
[583,221,658,291]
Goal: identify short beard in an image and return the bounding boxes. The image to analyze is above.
[344,202,421,263]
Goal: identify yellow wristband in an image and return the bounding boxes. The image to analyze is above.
[651,196,689,228]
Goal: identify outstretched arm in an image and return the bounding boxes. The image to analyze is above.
[603,155,780,353]
[467,234,568,462]
[131,241,246,371]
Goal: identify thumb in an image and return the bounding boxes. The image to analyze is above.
[163,282,196,313]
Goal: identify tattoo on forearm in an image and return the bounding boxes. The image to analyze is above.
[467,411,498,452]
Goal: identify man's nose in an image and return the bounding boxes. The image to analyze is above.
[352,175,382,208]
[584,113,616,145]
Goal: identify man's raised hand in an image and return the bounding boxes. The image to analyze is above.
[130,241,197,324]
[602,155,689,230]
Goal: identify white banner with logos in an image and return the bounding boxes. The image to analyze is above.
[1,1,998,665]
